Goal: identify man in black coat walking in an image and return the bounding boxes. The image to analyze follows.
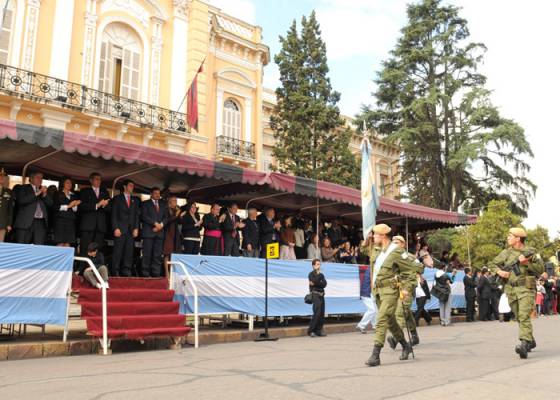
[463,267,477,322]
[78,172,111,255]
[477,267,492,321]
[14,171,53,245]
[111,180,139,277]
[140,187,167,277]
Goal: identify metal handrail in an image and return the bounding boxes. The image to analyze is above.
[168,261,199,349]
[74,257,109,355]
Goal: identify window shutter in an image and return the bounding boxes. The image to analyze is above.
[0,9,13,65]
[120,48,140,100]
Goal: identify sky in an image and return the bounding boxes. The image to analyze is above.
[209,0,560,235]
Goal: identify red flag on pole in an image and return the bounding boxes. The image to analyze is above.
[187,61,204,131]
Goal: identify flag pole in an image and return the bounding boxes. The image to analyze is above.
[175,58,206,114]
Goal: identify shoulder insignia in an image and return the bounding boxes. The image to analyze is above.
[535,254,542,260]
[401,251,408,259]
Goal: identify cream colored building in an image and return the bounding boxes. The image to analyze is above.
[0,0,399,197]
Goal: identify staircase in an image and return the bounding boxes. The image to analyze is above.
[75,277,190,341]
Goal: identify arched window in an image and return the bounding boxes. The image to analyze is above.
[98,23,142,100]
[0,2,15,64]
[377,162,391,196]
[222,99,241,139]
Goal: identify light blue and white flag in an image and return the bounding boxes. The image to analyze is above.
[170,254,365,317]
[0,243,74,325]
[361,136,379,238]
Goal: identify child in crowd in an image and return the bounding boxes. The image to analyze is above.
[81,242,109,289]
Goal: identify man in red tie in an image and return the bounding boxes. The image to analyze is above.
[140,187,167,277]
[220,203,244,257]
[111,179,139,276]
[78,172,111,255]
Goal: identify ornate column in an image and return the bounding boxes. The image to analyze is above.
[244,97,252,143]
[150,17,164,105]
[22,0,41,71]
[169,0,189,110]
[81,0,98,87]
[215,87,224,137]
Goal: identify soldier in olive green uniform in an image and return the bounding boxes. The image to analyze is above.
[488,227,544,359]
[364,224,416,367]
[0,168,14,242]
[386,235,424,349]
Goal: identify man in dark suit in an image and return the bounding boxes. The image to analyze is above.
[111,179,139,277]
[258,207,281,258]
[477,267,492,321]
[414,272,432,326]
[14,171,52,245]
[242,207,259,257]
[221,203,244,257]
[0,168,14,242]
[463,267,477,322]
[140,187,167,277]
[78,172,111,255]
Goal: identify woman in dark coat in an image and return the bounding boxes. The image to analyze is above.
[163,196,182,278]
[53,177,81,247]
[181,201,203,255]
[200,203,224,256]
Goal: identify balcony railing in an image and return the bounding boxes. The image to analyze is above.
[216,135,255,160]
[0,63,189,134]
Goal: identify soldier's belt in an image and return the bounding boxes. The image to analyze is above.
[374,278,398,289]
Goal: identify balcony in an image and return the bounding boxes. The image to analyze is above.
[0,63,189,134]
[216,135,256,163]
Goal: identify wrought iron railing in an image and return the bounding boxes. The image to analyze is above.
[216,135,255,160]
[0,63,189,134]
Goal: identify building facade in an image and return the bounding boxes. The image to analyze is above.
[0,0,399,197]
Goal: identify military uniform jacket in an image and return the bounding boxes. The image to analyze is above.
[365,243,417,293]
[0,186,14,229]
[488,246,544,297]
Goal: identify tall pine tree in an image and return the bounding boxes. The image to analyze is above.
[271,12,359,187]
[358,0,535,215]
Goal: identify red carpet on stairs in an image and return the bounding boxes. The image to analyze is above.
[75,277,191,340]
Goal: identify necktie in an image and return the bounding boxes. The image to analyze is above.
[33,186,43,219]
[94,188,99,198]
[126,195,130,208]
[154,200,159,213]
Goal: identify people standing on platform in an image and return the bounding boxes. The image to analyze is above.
[0,168,14,242]
[111,179,139,277]
[140,187,166,277]
[81,242,109,288]
[414,272,432,326]
[258,207,280,258]
[279,216,297,260]
[488,227,544,359]
[357,265,376,334]
[201,203,224,256]
[338,240,357,264]
[306,233,321,261]
[53,177,80,247]
[181,201,202,255]
[221,203,243,257]
[163,196,182,277]
[363,224,415,367]
[293,219,306,259]
[477,267,492,321]
[463,267,477,322]
[434,267,456,326]
[78,172,111,255]
[14,171,52,245]
[320,237,340,263]
[241,207,260,257]
[308,258,327,337]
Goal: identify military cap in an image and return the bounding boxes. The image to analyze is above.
[392,235,406,243]
[0,168,6,176]
[373,224,391,235]
[509,227,527,238]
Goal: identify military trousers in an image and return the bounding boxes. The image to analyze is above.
[507,287,535,342]
[395,285,417,332]
[373,286,405,347]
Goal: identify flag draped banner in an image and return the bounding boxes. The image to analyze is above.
[187,61,204,131]
[361,137,379,238]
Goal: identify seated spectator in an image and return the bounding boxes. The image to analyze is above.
[81,242,109,289]
[320,237,340,263]
[307,233,321,261]
[279,216,296,260]
[338,241,357,264]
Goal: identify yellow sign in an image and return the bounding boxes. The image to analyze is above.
[266,243,279,259]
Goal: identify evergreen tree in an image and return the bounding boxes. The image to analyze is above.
[358,0,535,215]
[271,12,359,187]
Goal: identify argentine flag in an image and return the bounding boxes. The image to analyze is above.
[361,136,379,238]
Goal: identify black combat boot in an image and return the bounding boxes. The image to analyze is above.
[527,339,536,352]
[515,340,529,359]
[411,330,420,346]
[399,339,412,360]
[387,335,398,350]
[365,345,382,367]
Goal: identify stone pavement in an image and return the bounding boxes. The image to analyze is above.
[1,317,559,400]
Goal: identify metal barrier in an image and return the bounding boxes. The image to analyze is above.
[168,261,199,348]
[73,257,109,355]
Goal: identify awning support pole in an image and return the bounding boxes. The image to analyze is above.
[111,166,157,196]
[21,149,62,182]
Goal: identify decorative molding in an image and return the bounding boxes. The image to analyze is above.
[116,125,128,141]
[22,0,41,70]
[100,0,169,28]
[210,47,258,71]
[172,0,188,18]
[88,118,100,136]
[40,108,73,131]
[81,1,98,86]
[216,67,256,89]
[9,101,22,120]
[149,20,163,105]
[142,130,154,145]
[165,134,187,153]
[216,87,224,137]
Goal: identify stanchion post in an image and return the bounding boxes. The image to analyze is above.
[255,243,279,342]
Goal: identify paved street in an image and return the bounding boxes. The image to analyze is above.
[1,317,559,400]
